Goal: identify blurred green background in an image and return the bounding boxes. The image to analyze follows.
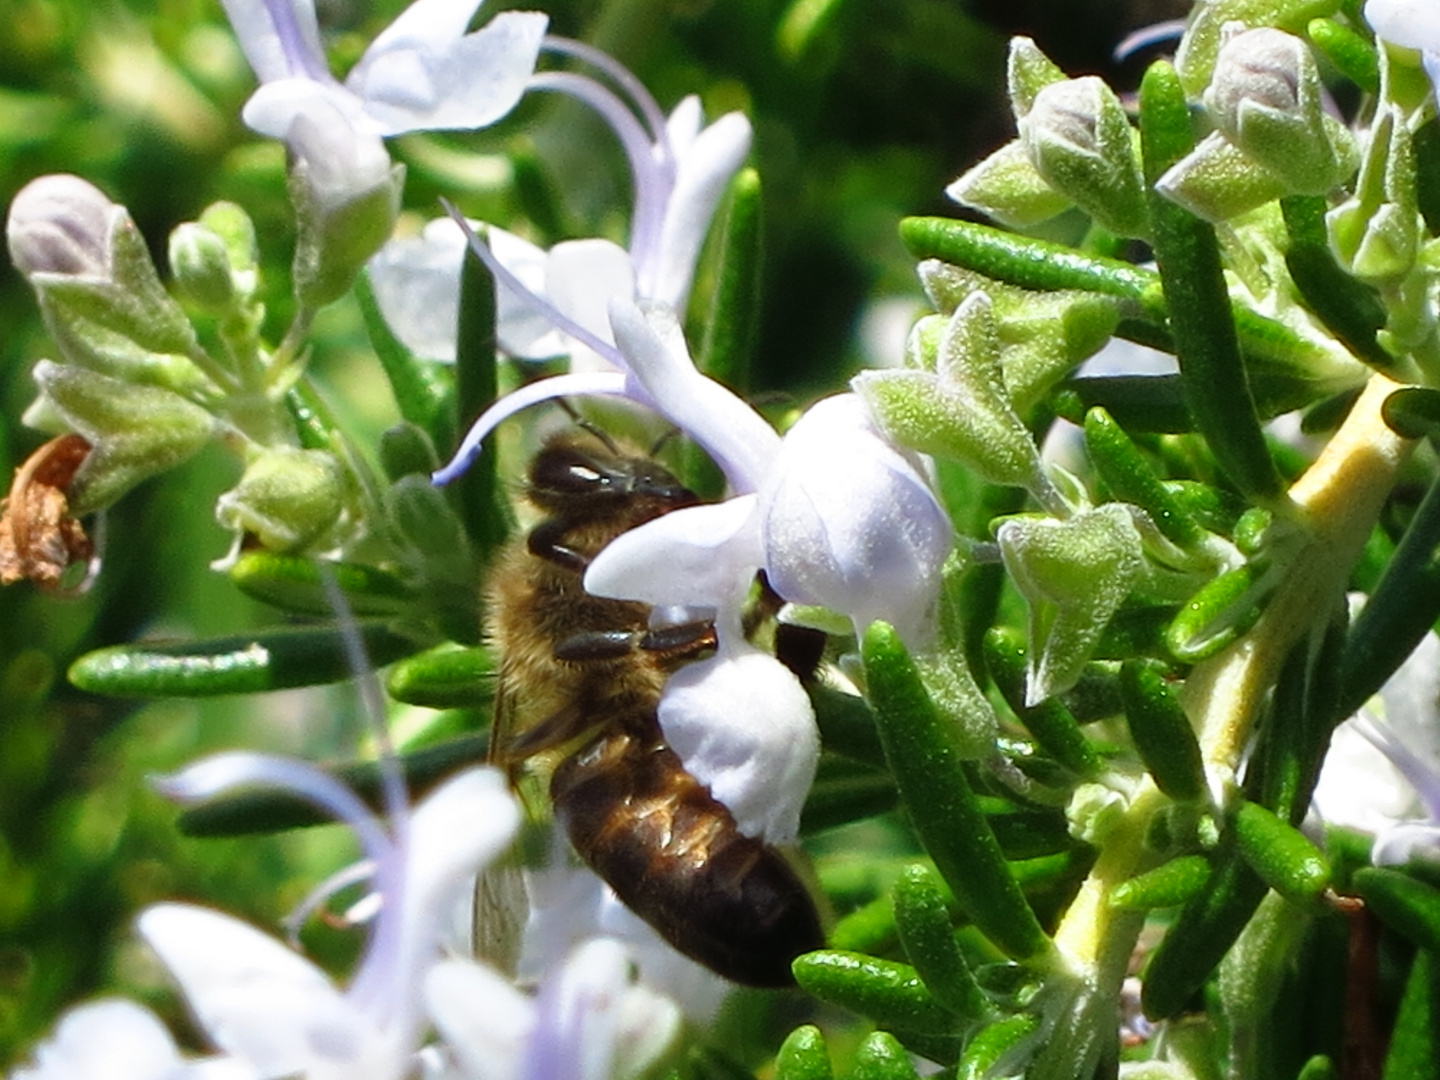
[0,0,1185,1063]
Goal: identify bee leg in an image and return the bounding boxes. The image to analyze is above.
[775,623,828,681]
[638,620,717,659]
[553,630,641,661]
[527,519,591,573]
[501,701,594,758]
[554,621,716,664]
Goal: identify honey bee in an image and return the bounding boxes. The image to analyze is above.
[485,429,825,988]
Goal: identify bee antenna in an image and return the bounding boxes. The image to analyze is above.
[647,426,683,458]
[555,397,623,456]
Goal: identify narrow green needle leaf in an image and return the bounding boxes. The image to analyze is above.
[894,864,993,1023]
[1140,837,1269,1020]
[863,621,1050,961]
[1354,868,1440,956]
[1382,950,1440,1080]
[852,1032,922,1080]
[791,951,958,1034]
[1118,658,1206,802]
[1085,408,1204,547]
[1338,471,1440,716]
[1280,195,1389,368]
[899,217,1152,300]
[385,642,496,709]
[956,1014,1040,1080]
[229,552,415,617]
[452,247,509,558]
[983,628,1104,779]
[355,269,454,441]
[1234,800,1332,902]
[776,1026,833,1080]
[68,624,422,697]
[1109,855,1212,911]
[1139,60,1282,503]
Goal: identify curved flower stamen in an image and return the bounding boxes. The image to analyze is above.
[433,370,630,485]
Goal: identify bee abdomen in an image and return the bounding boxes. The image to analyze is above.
[552,723,825,988]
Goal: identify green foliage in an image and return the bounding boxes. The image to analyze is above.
[6,1,1440,1077]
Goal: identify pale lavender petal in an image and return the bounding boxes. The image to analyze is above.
[519,865,728,1024]
[643,111,751,309]
[522,940,631,1080]
[1313,714,1426,834]
[369,220,574,363]
[425,959,535,1080]
[491,227,569,359]
[152,752,393,867]
[608,300,780,492]
[540,37,670,141]
[220,0,329,84]
[663,96,704,158]
[442,205,625,366]
[528,71,666,245]
[9,1000,192,1080]
[1112,19,1186,62]
[348,11,548,135]
[657,648,818,843]
[282,860,378,946]
[137,904,355,1077]
[350,768,520,1026]
[431,370,629,486]
[284,101,396,214]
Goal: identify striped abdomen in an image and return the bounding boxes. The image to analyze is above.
[551,714,825,988]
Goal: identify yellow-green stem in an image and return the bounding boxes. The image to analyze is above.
[1050,372,1412,987]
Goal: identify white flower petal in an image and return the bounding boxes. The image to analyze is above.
[492,226,570,359]
[425,959,536,1080]
[647,111,752,310]
[663,96,705,158]
[368,219,469,362]
[279,103,396,213]
[518,865,729,1025]
[545,239,635,371]
[1311,716,1423,835]
[433,370,630,486]
[761,394,952,647]
[1371,822,1440,868]
[241,77,371,141]
[584,496,760,610]
[9,1000,193,1080]
[608,300,780,492]
[137,904,355,1077]
[363,0,487,54]
[657,648,818,843]
[402,768,521,929]
[1365,0,1440,52]
[349,11,549,135]
[523,939,680,1080]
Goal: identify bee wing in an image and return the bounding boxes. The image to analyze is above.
[474,842,529,979]
[475,663,530,978]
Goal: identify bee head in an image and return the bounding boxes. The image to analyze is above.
[527,435,699,523]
